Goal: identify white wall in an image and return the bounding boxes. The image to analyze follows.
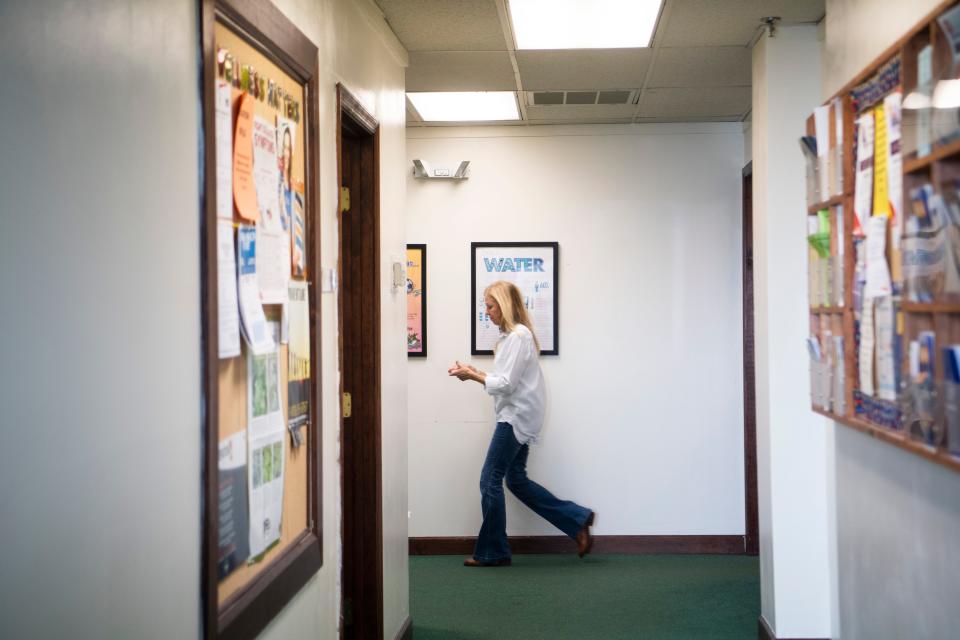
[822,0,942,99]
[822,1,960,638]
[751,25,832,638]
[0,1,409,639]
[406,123,746,539]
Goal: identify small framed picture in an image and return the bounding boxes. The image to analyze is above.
[407,244,427,357]
[471,242,559,356]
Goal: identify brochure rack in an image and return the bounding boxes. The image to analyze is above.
[805,0,960,474]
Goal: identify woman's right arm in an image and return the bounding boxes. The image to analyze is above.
[482,333,532,396]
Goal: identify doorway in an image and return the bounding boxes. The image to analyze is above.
[742,162,759,556]
[338,84,383,639]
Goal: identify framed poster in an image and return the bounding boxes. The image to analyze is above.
[407,244,427,358]
[471,242,559,356]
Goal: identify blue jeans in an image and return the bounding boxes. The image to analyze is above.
[474,422,592,563]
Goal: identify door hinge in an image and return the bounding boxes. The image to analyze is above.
[342,392,352,418]
[340,186,350,212]
[344,597,353,626]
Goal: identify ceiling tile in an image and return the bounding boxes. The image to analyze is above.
[374,0,507,51]
[656,0,825,47]
[517,49,651,91]
[406,51,516,91]
[638,86,750,119]
[526,104,638,122]
[648,46,751,88]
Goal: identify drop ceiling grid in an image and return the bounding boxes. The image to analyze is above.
[384,0,825,125]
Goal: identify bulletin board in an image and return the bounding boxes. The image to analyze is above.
[201,2,321,639]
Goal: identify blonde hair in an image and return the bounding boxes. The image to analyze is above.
[484,280,541,353]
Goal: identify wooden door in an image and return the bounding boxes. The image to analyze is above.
[338,85,383,640]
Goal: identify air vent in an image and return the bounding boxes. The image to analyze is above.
[533,92,564,105]
[598,90,631,105]
[565,91,598,104]
[529,90,639,106]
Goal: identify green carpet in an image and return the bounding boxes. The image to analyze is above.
[410,554,759,640]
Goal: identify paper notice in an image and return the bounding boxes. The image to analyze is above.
[854,113,875,232]
[246,339,285,560]
[815,105,831,199]
[256,226,291,305]
[864,215,892,299]
[287,281,310,446]
[217,220,241,359]
[875,296,897,401]
[218,430,249,578]
[884,92,903,249]
[859,297,876,397]
[252,116,282,232]
[216,81,234,220]
[233,93,258,222]
[247,430,284,560]
[237,225,274,355]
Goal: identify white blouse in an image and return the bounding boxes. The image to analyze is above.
[484,324,546,445]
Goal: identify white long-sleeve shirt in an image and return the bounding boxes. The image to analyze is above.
[483,324,546,444]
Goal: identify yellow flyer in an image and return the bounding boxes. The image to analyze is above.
[872,104,890,218]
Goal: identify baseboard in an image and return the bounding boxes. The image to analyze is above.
[758,615,828,640]
[409,535,744,556]
[393,615,412,640]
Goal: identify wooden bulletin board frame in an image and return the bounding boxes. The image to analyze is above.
[471,242,560,356]
[805,0,960,475]
[200,1,322,639]
[407,244,427,358]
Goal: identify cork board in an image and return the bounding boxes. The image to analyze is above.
[214,19,310,606]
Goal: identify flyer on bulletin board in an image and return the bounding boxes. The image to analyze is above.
[287,280,310,446]
[246,331,285,560]
[218,431,249,579]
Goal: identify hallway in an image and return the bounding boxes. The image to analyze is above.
[410,554,759,639]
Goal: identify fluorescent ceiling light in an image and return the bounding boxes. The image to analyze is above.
[408,92,519,122]
[509,0,663,49]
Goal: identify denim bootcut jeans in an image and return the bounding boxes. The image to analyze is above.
[474,422,592,563]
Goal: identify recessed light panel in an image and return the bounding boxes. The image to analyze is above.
[407,92,520,122]
[509,0,663,49]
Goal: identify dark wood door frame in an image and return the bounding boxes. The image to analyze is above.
[337,83,384,639]
[742,161,759,556]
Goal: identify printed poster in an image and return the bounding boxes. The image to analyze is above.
[277,116,306,278]
[252,115,290,304]
[407,245,426,356]
[218,431,249,578]
[472,243,557,355]
[246,334,285,559]
[287,280,310,446]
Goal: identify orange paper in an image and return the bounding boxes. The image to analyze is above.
[232,93,258,222]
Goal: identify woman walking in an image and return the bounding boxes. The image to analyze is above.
[448,280,595,567]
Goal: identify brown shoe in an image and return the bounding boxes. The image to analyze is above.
[576,511,595,558]
[463,557,512,567]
